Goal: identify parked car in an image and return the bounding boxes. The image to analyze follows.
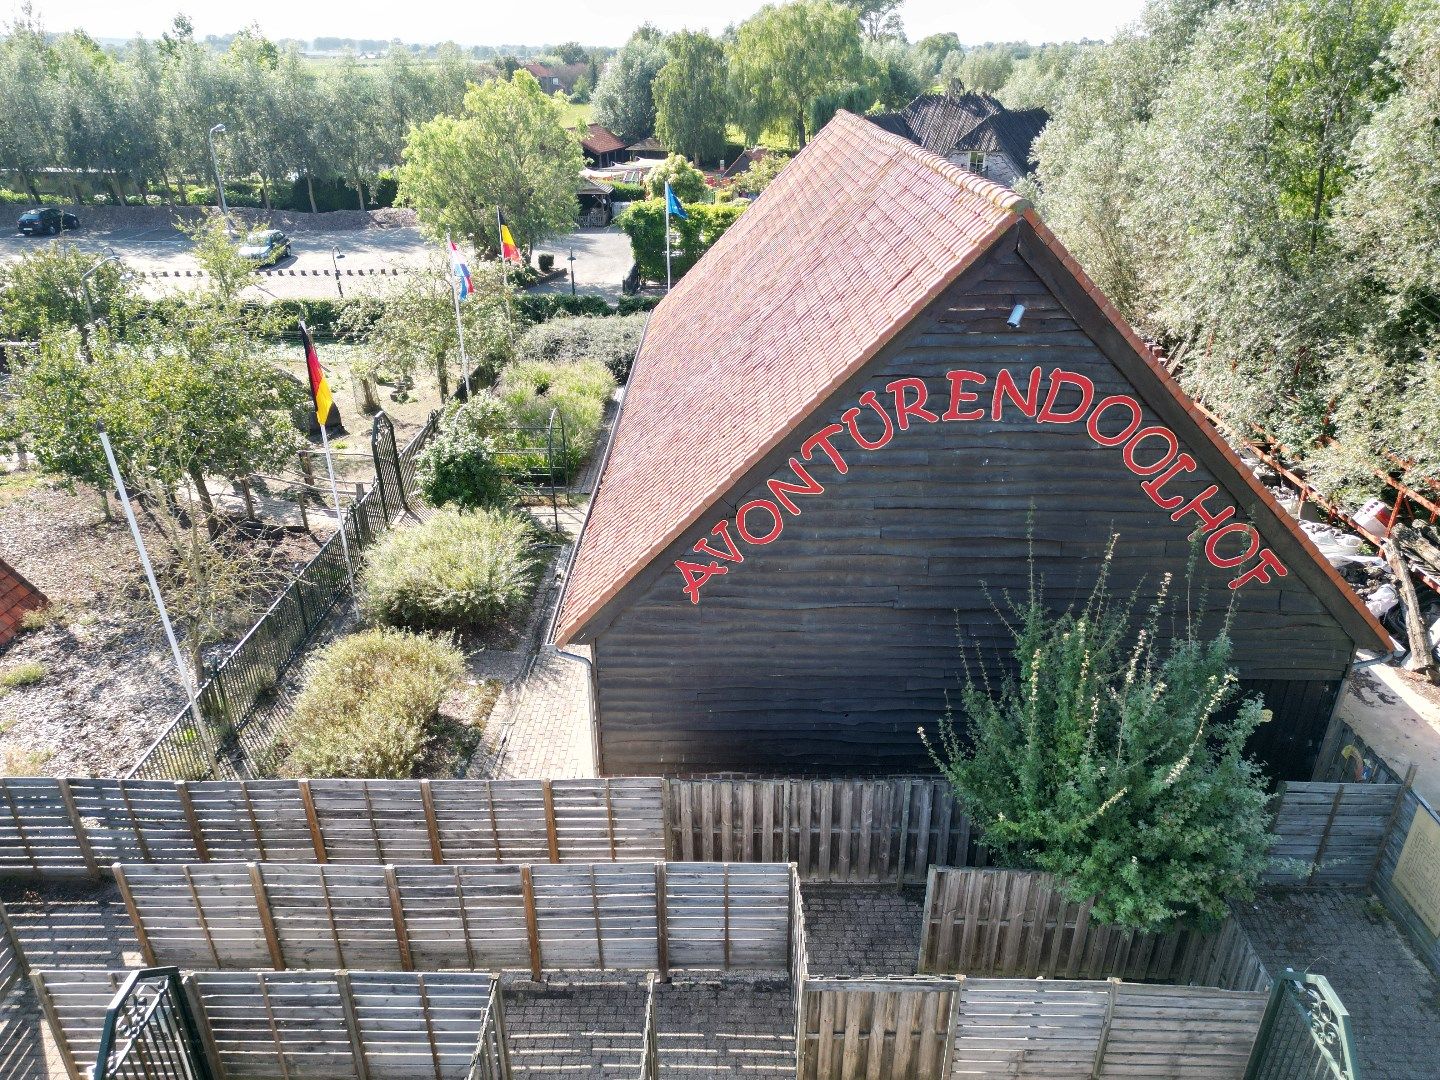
[16,208,79,235]
[237,229,290,267]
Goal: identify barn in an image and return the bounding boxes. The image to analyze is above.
[552,111,1390,780]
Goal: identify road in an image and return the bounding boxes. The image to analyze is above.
[0,221,634,300]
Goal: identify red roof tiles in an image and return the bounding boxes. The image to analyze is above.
[582,125,628,156]
[0,558,46,648]
[554,111,1026,644]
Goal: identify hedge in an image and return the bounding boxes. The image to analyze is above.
[617,199,747,285]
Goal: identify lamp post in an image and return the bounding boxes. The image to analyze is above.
[567,248,577,297]
[207,123,229,223]
[80,251,121,325]
[331,247,344,298]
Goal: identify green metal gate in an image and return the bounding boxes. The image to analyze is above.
[1246,969,1359,1080]
[93,967,213,1080]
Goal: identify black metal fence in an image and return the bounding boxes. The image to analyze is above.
[127,414,438,781]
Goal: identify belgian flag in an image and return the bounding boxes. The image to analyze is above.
[300,321,333,426]
[498,210,522,265]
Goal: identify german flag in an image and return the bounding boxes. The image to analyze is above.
[300,321,333,426]
[499,210,522,265]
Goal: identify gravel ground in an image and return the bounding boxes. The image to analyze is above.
[0,469,320,777]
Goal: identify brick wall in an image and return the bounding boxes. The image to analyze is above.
[0,559,46,647]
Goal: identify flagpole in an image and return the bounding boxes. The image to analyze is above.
[97,422,206,732]
[664,193,672,291]
[301,319,356,596]
[448,233,471,398]
[497,207,515,342]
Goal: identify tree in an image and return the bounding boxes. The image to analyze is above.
[653,31,728,163]
[729,0,863,149]
[644,154,708,201]
[733,152,789,196]
[0,244,136,341]
[925,543,1273,931]
[864,37,927,109]
[840,0,904,41]
[553,41,587,65]
[591,31,670,142]
[942,45,1016,93]
[618,199,746,284]
[398,70,583,255]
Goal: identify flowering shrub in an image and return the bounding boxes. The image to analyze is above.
[926,539,1273,931]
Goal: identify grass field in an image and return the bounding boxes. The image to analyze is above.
[558,101,593,128]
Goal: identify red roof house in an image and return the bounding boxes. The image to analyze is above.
[0,558,46,647]
[579,124,629,168]
[554,110,1389,778]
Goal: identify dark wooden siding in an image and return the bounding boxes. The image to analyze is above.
[588,240,1357,777]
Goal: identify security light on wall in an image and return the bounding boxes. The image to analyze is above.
[1007,304,1026,328]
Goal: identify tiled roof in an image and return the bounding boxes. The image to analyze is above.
[871,91,1049,171]
[0,558,46,648]
[582,124,628,155]
[554,111,1028,643]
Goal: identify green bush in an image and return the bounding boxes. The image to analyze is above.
[416,397,516,509]
[538,253,555,272]
[494,358,616,476]
[607,181,647,202]
[285,628,463,779]
[644,154,709,201]
[283,173,398,213]
[926,544,1273,932]
[519,313,648,381]
[360,507,539,630]
[618,200,746,285]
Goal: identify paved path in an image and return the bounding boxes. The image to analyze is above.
[799,885,927,977]
[1235,888,1440,1080]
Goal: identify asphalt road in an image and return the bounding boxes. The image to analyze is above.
[0,222,635,300]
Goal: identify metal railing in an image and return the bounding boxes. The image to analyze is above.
[93,967,212,1080]
[466,976,512,1080]
[1246,969,1359,1080]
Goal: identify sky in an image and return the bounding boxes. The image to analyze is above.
[14,0,1150,49]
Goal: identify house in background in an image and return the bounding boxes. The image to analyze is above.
[870,88,1048,187]
[579,124,629,168]
[721,147,769,182]
[552,110,1390,781]
[523,61,588,95]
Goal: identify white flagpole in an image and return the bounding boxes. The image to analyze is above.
[318,419,356,596]
[664,191,672,291]
[448,233,472,398]
[97,422,206,731]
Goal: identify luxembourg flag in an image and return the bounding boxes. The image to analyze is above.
[447,235,473,299]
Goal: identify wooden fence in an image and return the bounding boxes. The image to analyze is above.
[797,975,1269,1080]
[666,778,984,883]
[116,860,793,978]
[1264,780,1403,885]
[0,899,23,997]
[32,968,500,1080]
[917,867,1272,991]
[0,777,665,878]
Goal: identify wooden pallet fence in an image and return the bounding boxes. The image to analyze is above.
[0,898,25,997]
[797,976,959,1080]
[1369,778,1440,977]
[917,867,1271,991]
[789,864,809,1072]
[1263,780,1402,885]
[116,860,793,976]
[0,778,665,879]
[666,778,984,883]
[31,968,500,1080]
[467,976,512,1080]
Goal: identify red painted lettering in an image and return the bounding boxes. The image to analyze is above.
[693,520,744,563]
[768,459,826,514]
[800,424,851,474]
[886,377,940,430]
[842,390,896,450]
[1123,426,1180,477]
[1205,523,1261,568]
[1228,549,1289,590]
[1086,395,1144,447]
[991,366,1044,421]
[736,499,784,545]
[1140,454,1198,510]
[1170,485,1236,535]
[676,560,727,604]
[943,370,987,421]
[1037,368,1095,424]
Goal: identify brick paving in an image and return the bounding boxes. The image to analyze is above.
[501,975,647,1078]
[471,644,595,779]
[654,978,793,1077]
[799,884,927,977]
[1234,888,1440,1080]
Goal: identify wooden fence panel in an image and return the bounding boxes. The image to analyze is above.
[118,860,792,975]
[949,978,1109,1078]
[190,780,317,862]
[798,977,958,1080]
[1264,781,1401,885]
[918,867,1271,991]
[1370,783,1440,976]
[0,779,91,877]
[1099,983,1267,1079]
[666,778,981,883]
[0,899,24,997]
[32,968,498,1080]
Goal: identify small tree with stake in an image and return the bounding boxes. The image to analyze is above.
[925,539,1274,932]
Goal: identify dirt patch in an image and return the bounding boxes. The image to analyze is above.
[0,470,321,777]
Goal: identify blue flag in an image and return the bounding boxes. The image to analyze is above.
[665,182,688,220]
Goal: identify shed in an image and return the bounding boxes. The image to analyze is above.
[553,111,1390,780]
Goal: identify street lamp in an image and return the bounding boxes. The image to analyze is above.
[80,251,123,324]
[207,124,229,223]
